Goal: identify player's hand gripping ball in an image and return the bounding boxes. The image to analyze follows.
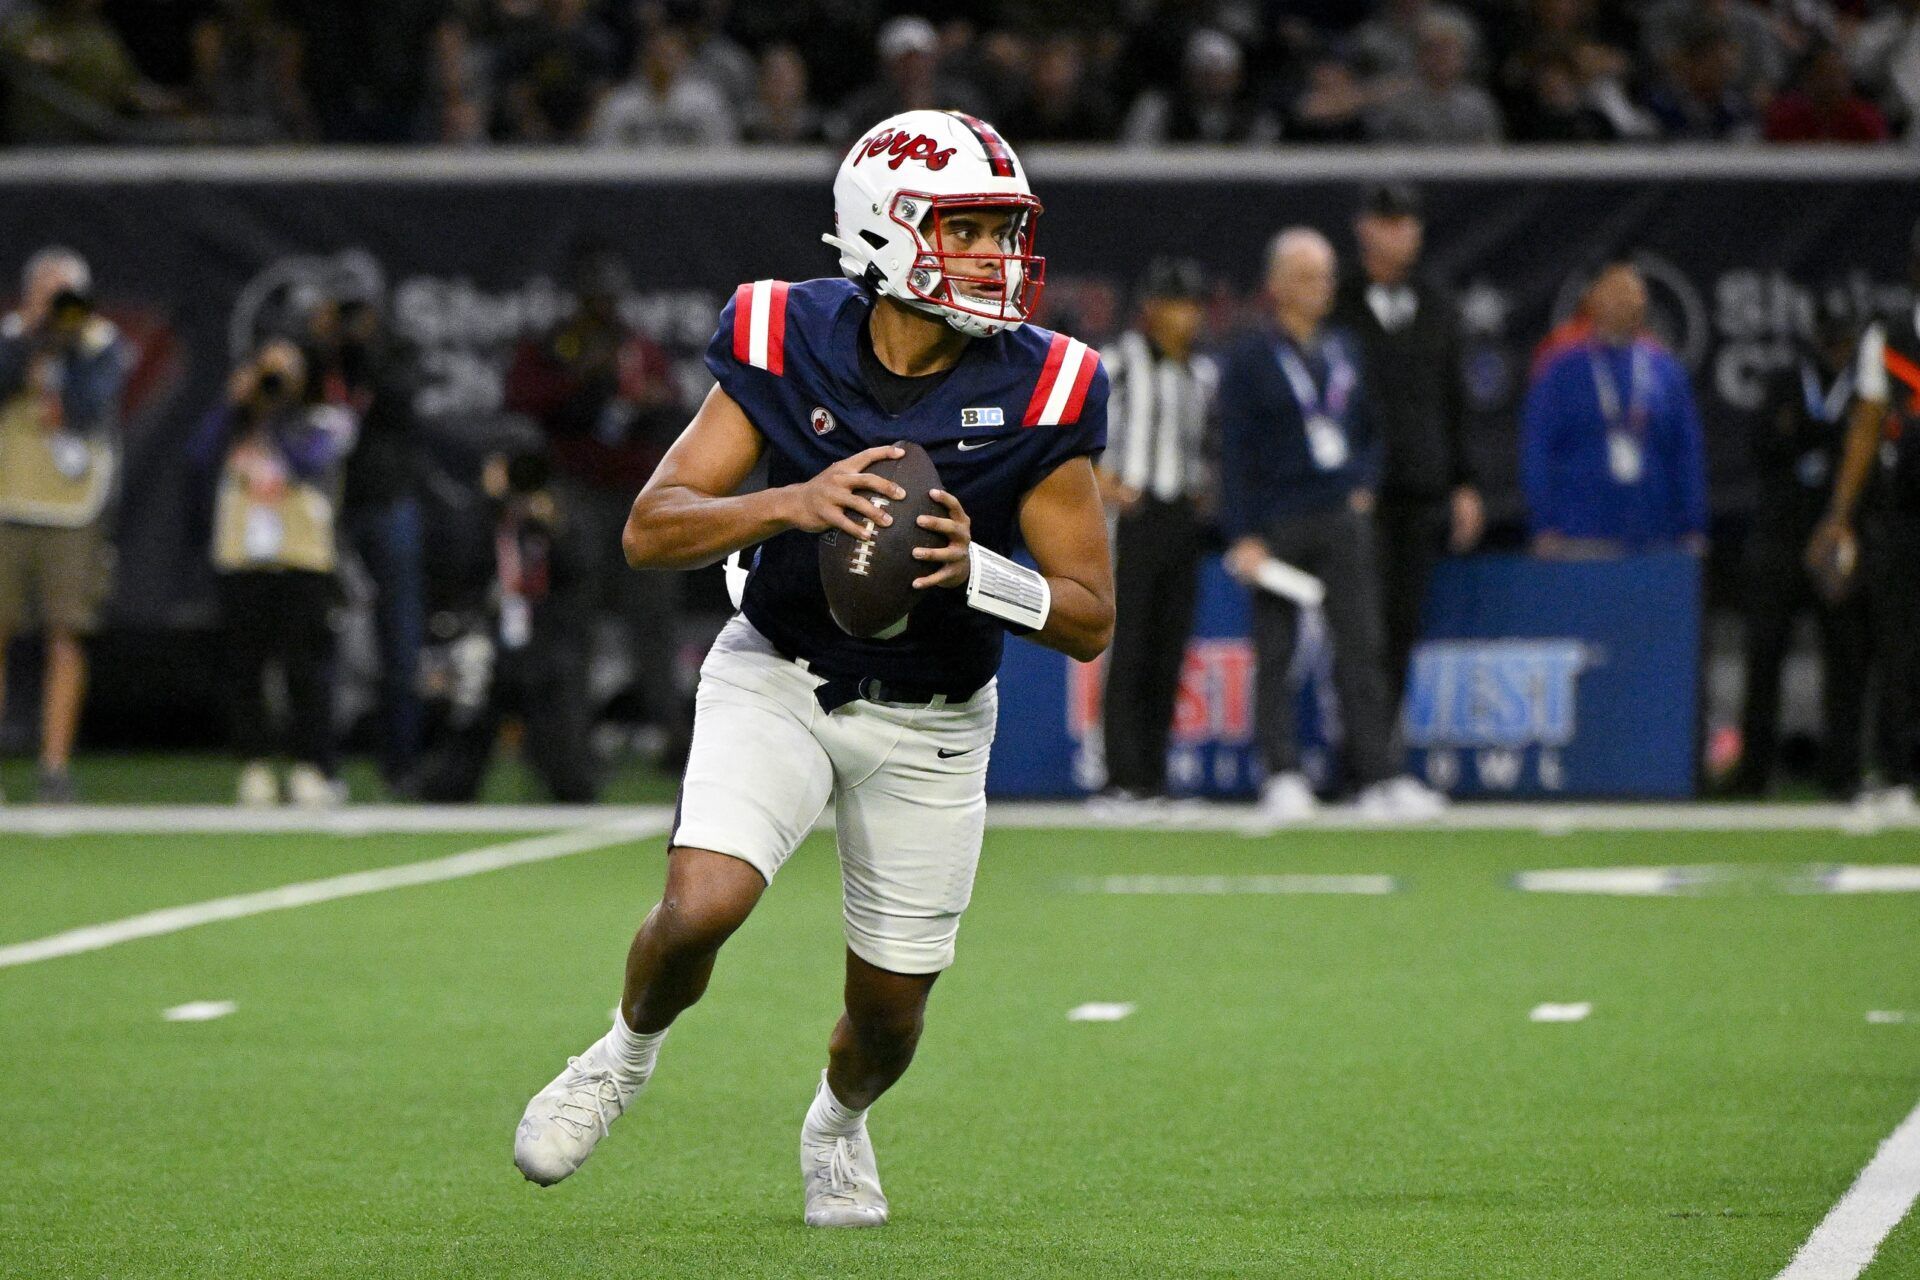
[817,441,948,637]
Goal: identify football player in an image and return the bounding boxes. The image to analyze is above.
[513,111,1114,1227]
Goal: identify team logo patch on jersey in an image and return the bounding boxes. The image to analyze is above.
[811,406,837,436]
[960,406,1004,429]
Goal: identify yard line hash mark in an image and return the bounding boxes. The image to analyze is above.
[1529,1002,1592,1023]
[0,818,666,970]
[1774,1094,1920,1280]
[1071,874,1398,895]
[163,1001,236,1022]
[1067,1003,1136,1022]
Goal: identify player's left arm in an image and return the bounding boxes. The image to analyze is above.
[911,456,1114,662]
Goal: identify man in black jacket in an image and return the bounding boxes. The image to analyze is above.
[1331,184,1483,709]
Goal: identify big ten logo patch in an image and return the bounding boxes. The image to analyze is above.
[960,407,1004,429]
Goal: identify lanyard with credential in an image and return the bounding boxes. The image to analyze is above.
[1589,343,1652,484]
[1275,336,1356,471]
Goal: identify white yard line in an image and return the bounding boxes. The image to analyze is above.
[2,801,1917,837]
[1776,1096,1920,1280]
[0,817,666,970]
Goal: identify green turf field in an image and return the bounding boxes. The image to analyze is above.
[3,819,1918,1278]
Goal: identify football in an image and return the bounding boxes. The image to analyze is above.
[818,440,946,638]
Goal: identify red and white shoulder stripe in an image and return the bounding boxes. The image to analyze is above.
[730,279,790,375]
[1022,332,1099,427]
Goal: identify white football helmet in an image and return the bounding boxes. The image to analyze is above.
[824,109,1045,338]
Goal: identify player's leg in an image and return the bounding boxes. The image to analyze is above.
[515,625,833,1185]
[800,687,995,1227]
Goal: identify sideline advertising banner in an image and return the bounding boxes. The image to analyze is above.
[988,552,1700,800]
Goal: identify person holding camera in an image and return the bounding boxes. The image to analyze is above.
[189,339,356,808]
[414,447,598,804]
[0,247,131,804]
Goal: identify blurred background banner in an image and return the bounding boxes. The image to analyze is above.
[993,550,1699,799]
[0,150,1912,748]
[1403,551,1701,798]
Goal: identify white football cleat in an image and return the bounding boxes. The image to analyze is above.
[1356,775,1449,821]
[236,761,278,808]
[801,1076,888,1228]
[286,763,343,810]
[514,1042,640,1186]
[1257,772,1319,826]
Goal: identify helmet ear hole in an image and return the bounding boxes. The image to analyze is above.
[859,230,889,251]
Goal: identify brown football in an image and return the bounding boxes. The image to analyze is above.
[818,440,946,638]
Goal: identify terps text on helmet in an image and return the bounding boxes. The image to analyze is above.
[859,130,955,172]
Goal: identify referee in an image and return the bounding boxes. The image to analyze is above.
[1095,258,1215,805]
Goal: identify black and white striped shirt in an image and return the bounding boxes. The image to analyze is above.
[1099,331,1215,503]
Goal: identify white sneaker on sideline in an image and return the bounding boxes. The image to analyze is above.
[514,1035,645,1186]
[1258,772,1319,826]
[286,764,342,809]
[801,1076,888,1228]
[1356,775,1449,821]
[236,761,279,808]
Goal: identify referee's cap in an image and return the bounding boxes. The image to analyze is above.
[1140,256,1208,303]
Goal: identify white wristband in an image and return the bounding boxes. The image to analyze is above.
[966,544,1051,632]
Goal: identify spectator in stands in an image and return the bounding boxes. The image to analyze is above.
[1095,258,1215,811]
[1352,0,1482,80]
[1642,0,1788,105]
[741,43,822,143]
[1847,0,1920,139]
[415,446,597,803]
[1521,260,1708,557]
[490,0,618,143]
[177,2,298,142]
[1765,41,1891,142]
[0,247,131,803]
[1332,184,1482,711]
[1,0,162,143]
[1123,28,1278,145]
[1220,227,1446,824]
[302,283,427,795]
[1001,33,1115,142]
[1643,19,1761,141]
[1731,287,1869,798]
[189,339,355,808]
[1286,50,1371,142]
[275,0,446,143]
[830,16,987,144]
[1366,11,1504,144]
[672,0,756,117]
[590,24,737,146]
[504,246,687,764]
[1509,46,1616,140]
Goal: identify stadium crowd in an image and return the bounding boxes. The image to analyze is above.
[0,0,1917,148]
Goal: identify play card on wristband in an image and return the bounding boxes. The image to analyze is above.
[966,544,1050,631]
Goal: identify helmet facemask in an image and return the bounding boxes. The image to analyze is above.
[890,191,1046,338]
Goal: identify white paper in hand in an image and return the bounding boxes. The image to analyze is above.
[1253,557,1326,608]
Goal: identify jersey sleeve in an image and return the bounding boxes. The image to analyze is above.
[1025,349,1109,485]
[703,280,791,400]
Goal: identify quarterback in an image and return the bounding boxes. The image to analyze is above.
[513,110,1114,1227]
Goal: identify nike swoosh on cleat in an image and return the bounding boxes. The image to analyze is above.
[937,746,980,758]
[955,439,996,451]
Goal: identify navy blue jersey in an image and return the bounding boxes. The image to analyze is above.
[704,277,1107,694]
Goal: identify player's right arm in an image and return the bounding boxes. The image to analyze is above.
[622,384,906,570]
